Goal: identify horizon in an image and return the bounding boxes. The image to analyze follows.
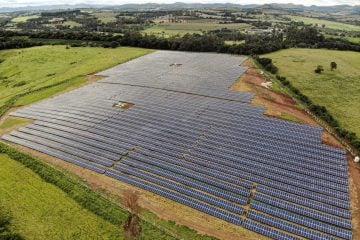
[0,1,359,9]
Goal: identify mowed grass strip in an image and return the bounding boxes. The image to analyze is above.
[262,48,360,136]
[0,46,153,107]
[0,153,124,240]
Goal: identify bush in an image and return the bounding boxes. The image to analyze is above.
[314,65,324,74]
[257,57,272,67]
[12,81,26,87]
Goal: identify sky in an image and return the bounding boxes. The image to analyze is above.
[0,0,358,8]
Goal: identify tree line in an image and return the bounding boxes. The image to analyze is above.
[1,25,359,53]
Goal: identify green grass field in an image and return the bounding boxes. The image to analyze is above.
[11,15,40,23]
[0,46,152,108]
[0,154,124,239]
[143,22,250,37]
[345,36,360,44]
[62,20,82,27]
[288,16,360,32]
[262,48,360,137]
[91,11,118,23]
[224,40,245,45]
[0,117,31,134]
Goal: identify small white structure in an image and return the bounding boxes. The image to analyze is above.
[355,156,360,163]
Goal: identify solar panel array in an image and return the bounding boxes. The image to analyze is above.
[2,51,352,239]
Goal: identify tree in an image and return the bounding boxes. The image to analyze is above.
[314,65,324,74]
[0,208,23,240]
[330,61,337,71]
[123,191,141,240]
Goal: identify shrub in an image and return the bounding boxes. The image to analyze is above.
[12,81,26,87]
[314,65,324,74]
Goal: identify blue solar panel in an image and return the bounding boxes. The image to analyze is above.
[105,169,242,225]
[253,192,352,229]
[251,201,352,239]
[247,210,339,240]
[242,219,301,240]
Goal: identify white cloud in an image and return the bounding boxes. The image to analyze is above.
[0,0,358,8]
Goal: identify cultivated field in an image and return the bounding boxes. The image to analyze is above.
[0,46,152,108]
[262,48,360,137]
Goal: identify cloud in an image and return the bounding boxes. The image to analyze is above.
[0,0,358,8]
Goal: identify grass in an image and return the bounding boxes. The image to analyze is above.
[62,20,82,27]
[345,36,360,44]
[0,153,124,239]
[0,46,152,107]
[279,112,304,123]
[91,11,118,23]
[262,48,360,137]
[0,117,31,134]
[142,25,201,37]
[224,40,245,45]
[11,15,40,23]
[142,22,250,37]
[288,16,360,32]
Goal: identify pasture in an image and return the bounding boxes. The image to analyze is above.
[288,16,360,32]
[262,48,360,137]
[142,22,250,37]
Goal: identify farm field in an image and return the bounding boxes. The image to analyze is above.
[262,48,360,137]
[288,16,360,31]
[0,153,123,239]
[0,46,152,108]
[142,22,250,37]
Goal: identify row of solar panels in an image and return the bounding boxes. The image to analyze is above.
[7,110,351,211]
[2,116,352,214]
[11,109,347,200]
[3,132,351,240]
[15,104,346,173]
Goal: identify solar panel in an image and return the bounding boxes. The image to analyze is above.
[3,51,352,239]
